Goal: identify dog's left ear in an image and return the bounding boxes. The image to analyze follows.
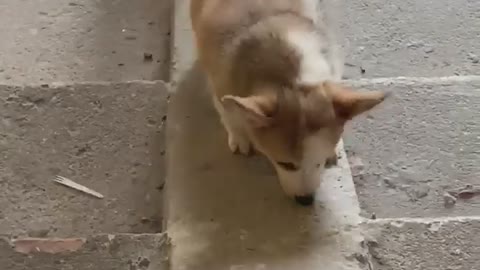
[221,94,276,128]
[325,81,389,121]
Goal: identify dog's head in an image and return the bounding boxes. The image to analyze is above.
[222,81,387,205]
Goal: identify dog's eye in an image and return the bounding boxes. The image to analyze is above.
[276,161,299,171]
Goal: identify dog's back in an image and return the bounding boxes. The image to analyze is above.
[191,0,342,96]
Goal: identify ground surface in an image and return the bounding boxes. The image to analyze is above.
[1,0,479,269]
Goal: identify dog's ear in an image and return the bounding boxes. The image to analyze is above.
[324,81,389,121]
[221,95,276,128]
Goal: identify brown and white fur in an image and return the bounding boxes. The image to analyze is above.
[191,0,387,205]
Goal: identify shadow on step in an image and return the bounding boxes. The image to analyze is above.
[165,63,345,269]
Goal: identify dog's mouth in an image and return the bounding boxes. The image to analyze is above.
[295,194,315,206]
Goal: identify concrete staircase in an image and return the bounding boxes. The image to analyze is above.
[1,0,172,268]
[1,0,479,269]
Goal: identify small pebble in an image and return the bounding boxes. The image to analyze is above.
[371,212,377,220]
[443,192,457,208]
[156,182,165,191]
[407,41,424,49]
[28,229,50,238]
[413,187,429,199]
[467,53,479,64]
[143,52,153,61]
[383,177,396,189]
[424,47,434,53]
[125,35,137,40]
[360,67,366,74]
[450,248,462,256]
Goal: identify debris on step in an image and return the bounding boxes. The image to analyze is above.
[13,238,86,254]
[28,229,50,238]
[53,175,104,199]
[424,47,435,53]
[349,156,365,177]
[443,192,457,208]
[143,52,153,61]
[447,185,480,200]
[467,53,479,64]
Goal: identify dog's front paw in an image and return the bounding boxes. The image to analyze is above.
[228,132,253,156]
[325,153,338,168]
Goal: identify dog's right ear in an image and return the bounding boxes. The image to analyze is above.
[221,95,276,128]
[324,81,389,121]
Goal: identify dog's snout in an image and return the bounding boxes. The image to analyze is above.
[294,194,315,206]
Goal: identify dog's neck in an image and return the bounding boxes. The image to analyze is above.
[228,15,334,93]
[285,29,333,86]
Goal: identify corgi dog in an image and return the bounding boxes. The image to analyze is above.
[190,0,387,206]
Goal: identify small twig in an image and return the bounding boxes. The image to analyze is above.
[53,175,104,199]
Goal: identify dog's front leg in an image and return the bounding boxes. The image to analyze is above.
[325,150,338,168]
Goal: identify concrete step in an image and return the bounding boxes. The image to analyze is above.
[165,64,369,270]
[0,0,172,84]
[0,233,169,270]
[166,0,480,269]
[165,65,480,270]
[362,216,480,270]
[340,0,480,79]
[166,2,370,269]
[343,76,480,219]
[0,81,169,237]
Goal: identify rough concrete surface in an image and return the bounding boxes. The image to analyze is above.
[2,0,480,268]
[0,82,169,237]
[343,77,480,218]
[0,233,169,270]
[340,0,480,78]
[165,64,369,270]
[0,0,172,84]
[170,0,195,85]
[363,217,480,270]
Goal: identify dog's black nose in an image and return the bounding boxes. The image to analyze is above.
[295,194,314,206]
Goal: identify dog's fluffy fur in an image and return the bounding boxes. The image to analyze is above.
[191,0,387,204]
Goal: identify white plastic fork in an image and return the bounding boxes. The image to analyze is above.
[53,175,104,199]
